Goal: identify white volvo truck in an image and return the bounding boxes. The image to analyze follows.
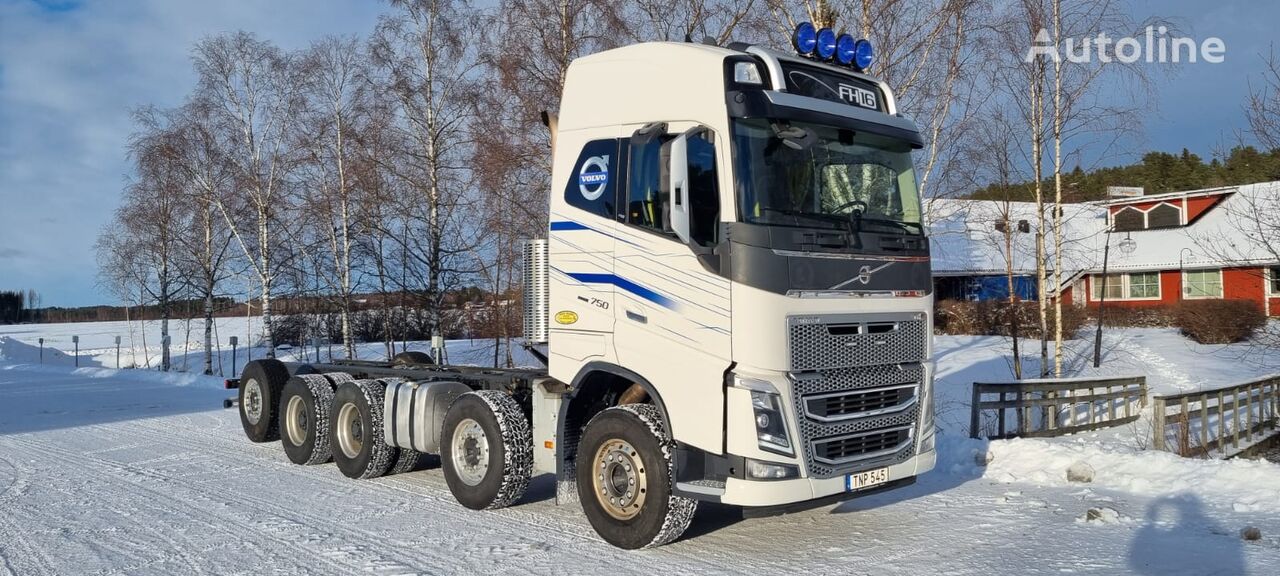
[230,24,936,549]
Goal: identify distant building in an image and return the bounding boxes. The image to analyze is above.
[928,183,1280,316]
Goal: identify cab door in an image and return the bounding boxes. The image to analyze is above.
[610,123,732,454]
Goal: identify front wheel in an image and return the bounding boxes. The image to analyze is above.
[576,404,697,549]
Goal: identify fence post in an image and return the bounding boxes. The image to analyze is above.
[38,337,44,363]
[998,391,1007,438]
[970,384,981,439]
[1246,384,1255,443]
[72,335,79,367]
[1233,391,1241,449]
[1200,398,1210,454]
[1152,397,1166,452]
[230,336,239,377]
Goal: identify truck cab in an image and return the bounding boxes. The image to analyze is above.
[541,37,935,526]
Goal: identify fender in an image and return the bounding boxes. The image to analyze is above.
[568,361,672,436]
[552,361,672,505]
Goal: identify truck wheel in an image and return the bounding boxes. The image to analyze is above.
[390,448,423,475]
[280,375,335,465]
[392,351,435,366]
[238,359,290,443]
[576,404,697,549]
[440,391,532,510]
[330,379,397,479]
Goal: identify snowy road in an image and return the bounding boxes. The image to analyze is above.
[1,363,1279,575]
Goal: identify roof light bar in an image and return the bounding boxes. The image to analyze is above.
[790,21,874,71]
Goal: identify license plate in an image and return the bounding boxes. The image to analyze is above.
[846,467,889,491]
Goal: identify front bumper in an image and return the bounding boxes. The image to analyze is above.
[719,443,935,508]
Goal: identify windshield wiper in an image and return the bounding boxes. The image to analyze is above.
[856,216,924,235]
[758,207,849,230]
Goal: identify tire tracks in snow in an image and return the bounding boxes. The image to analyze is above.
[122,414,724,575]
[5,433,424,575]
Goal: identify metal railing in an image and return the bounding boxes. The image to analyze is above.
[970,376,1148,439]
[1152,375,1280,458]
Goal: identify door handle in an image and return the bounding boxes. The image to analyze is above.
[625,310,647,324]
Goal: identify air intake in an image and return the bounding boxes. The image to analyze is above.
[523,239,550,344]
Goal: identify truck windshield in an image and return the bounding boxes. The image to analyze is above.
[732,118,922,235]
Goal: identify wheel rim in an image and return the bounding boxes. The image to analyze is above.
[285,395,308,447]
[450,418,489,486]
[335,402,363,459]
[591,439,648,520]
[243,378,263,424]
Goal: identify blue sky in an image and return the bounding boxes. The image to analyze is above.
[0,0,1275,307]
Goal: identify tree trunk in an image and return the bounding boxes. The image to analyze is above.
[1051,0,1065,377]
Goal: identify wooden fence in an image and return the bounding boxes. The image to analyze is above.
[970,376,1148,439]
[1152,375,1280,458]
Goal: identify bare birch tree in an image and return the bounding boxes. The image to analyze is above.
[193,32,303,354]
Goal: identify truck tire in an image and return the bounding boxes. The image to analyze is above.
[440,390,532,510]
[238,359,290,443]
[576,404,697,549]
[389,448,423,475]
[330,379,397,479]
[392,351,435,366]
[280,375,336,465]
[322,372,354,385]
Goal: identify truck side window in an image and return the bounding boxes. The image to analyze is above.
[625,134,672,234]
[564,139,619,219]
[686,131,719,247]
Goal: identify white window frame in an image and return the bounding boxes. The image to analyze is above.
[1268,266,1280,296]
[1089,271,1163,302]
[1182,269,1224,299]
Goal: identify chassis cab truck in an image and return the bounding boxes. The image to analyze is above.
[232,28,936,550]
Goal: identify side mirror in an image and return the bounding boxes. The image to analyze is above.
[667,133,691,245]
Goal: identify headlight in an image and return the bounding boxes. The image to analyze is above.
[736,376,793,456]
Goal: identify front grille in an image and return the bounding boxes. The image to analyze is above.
[814,426,913,465]
[787,314,927,479]
[788,316,927,371]
[804,384,916,421]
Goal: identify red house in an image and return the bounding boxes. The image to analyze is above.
[1061,184,1280,316]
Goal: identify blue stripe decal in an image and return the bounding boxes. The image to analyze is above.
[565,272,678,310]
[548,219,642,247]
[549,221,590,231]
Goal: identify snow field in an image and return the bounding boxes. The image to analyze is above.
[0,319,1279,573]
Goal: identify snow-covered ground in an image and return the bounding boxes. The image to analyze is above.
[2,321,1279,574]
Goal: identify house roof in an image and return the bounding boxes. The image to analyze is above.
[926,198,1107,276]
[926,181,1280,278]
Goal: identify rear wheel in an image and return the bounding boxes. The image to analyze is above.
[330,379,397,479]
[280,375,335,465]
[238,359,289,443]
[440,391,532,510]
[576,404,697,549]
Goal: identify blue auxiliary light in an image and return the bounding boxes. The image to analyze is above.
[815,27,837,60]
[792,22,817,55]
[835,34,856,65]
[853,39,875,70]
